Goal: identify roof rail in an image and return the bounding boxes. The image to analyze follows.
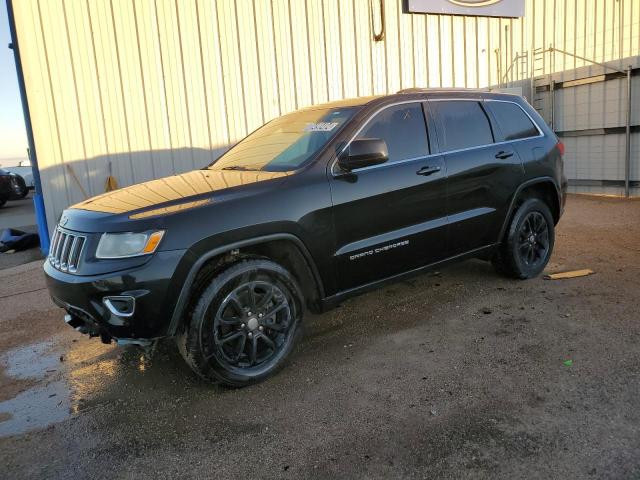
[396,87,489,94]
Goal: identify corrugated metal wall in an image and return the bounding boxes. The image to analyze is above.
[11,0,640,231]
[530,60,640,196]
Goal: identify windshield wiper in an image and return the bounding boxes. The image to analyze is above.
[221,165,254,171]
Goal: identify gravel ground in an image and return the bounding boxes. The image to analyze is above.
[0,194,639,479]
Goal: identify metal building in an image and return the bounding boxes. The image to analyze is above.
[6,0,640,251]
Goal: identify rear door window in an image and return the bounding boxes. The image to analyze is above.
[356,103,429,163]
[430,101,494,151]
[486,101,540,141]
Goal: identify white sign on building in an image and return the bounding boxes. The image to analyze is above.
[406,0,525,18]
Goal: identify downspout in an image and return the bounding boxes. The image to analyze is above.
[550,80,555,131]
[6,0,50,254]
[625,66,631,198]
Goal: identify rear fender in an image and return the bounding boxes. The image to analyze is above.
[498,177,562,241]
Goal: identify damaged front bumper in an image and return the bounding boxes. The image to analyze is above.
[43,249,186,344]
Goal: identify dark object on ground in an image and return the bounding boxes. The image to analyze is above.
[0,228,40,253]
[44,90,567,386]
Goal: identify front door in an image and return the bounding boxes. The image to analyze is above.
[329,102,448,291]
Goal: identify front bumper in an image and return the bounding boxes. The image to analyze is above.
[44,249,187,341]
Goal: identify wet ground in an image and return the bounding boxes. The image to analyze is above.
[0,194,639,479]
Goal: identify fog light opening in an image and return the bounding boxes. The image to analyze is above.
[103,296,136,318]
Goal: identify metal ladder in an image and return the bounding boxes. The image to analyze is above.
[532,46,553,126]
[500,51,529,88]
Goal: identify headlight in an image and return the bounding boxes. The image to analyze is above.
[96,230,165,259]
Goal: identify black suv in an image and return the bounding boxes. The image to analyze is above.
[45,90,566,386]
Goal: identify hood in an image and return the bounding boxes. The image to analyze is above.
[71,169,289,215]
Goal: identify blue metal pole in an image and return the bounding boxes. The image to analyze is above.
[5,0,50,254]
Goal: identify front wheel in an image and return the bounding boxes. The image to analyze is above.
[492,198,555,279]
[178,258,304,386]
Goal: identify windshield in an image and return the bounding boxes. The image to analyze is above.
[209,106,359,172]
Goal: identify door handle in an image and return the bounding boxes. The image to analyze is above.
[495,150,514,159]
[416,165,441,176]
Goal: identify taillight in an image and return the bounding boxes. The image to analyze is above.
[556,141,565,156]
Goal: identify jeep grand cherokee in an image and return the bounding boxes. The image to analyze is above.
[44,90,567,386]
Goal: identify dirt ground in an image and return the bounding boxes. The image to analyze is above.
[0,194,639,479]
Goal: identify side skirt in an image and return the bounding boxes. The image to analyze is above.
[319,244,497,311]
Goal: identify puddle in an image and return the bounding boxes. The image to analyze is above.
[0,336,118,437]
[3,341,61,380]
[0,333,188,438]
[0,339,71,437]
[0,379,71,437]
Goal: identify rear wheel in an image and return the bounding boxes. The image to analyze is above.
[178,258,303,386]
[492,198,555,279]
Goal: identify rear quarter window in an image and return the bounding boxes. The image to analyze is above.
[486,101,540,141]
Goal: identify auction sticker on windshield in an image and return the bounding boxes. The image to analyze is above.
[304,122,339,132]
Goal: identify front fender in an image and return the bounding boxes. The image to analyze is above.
[165,232,324,335]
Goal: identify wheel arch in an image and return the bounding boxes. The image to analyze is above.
[167,233,324,335]
[498,177,561,242]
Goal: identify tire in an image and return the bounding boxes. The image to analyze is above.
[10,175,28,200]
[178,258,304,386]
[0,198,6,208]
[492,198,555,279]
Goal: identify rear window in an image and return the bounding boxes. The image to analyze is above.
[486,101,539,141]
[431,101,494,151]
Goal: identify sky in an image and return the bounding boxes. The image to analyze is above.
[0,2,29,166]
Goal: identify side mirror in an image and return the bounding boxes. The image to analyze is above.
[338,138,388,171]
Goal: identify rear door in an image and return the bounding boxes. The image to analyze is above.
[329,102,448,291]
[429,99,524,257]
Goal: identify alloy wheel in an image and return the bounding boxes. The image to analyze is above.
[210,280,293,370]
[517,211,549,267]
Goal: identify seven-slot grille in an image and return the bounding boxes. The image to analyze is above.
[48,227,86,273]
